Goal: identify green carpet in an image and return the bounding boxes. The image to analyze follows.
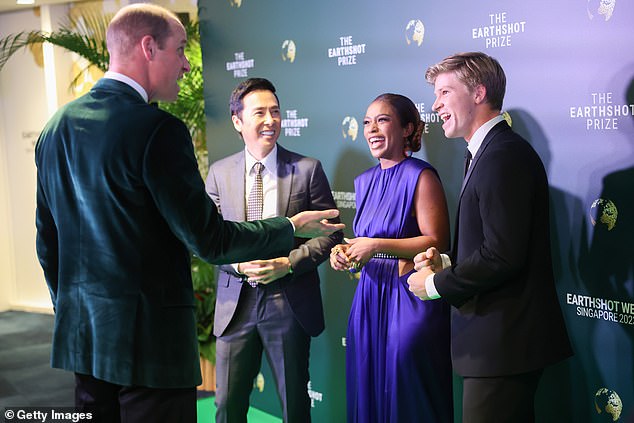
[196,396,282,423]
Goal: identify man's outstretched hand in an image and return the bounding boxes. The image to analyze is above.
[290,209,345,238]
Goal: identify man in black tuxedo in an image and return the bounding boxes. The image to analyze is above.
[34,5,343,422]
[205,78,342,422]
[407,52,572,422]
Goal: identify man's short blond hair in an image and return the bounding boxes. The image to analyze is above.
[425,52,506,112]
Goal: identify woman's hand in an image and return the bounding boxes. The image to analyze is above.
[344,237,377,271]
[329,243,351,271]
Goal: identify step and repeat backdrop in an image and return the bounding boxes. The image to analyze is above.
[198,0,633,421]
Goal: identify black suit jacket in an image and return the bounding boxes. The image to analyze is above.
[435,121,573,377]
[35,78,295,388]
[205,146,342,337]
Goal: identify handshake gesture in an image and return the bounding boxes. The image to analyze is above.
[407,247,443,301]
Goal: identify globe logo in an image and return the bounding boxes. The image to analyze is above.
[587,0,616,21]
[502,111,513,127]
[342,116,359,141]
[282,40,296,63]
[405,19,425,46]
[594,388,622,421]
[254,372,265,392]
[229,0,242,8]
[590,198,618,231]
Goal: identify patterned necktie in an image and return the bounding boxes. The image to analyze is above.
[245,162,264,288]
[463,149,472,178]
[246,162,264,221]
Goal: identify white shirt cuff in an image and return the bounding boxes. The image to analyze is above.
[424,253,452,300]
[440,253,452,270]
[425,274,441,299]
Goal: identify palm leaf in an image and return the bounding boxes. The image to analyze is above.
[0,10,110,74]
[160,21,205,130]
[0,31,46,70]
[0,9,214,362]
[159,20,207,176]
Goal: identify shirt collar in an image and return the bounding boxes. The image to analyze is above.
[245,144,278,175]
[467,114,505,159]
[104,71,149,103]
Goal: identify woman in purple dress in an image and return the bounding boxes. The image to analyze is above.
[330,93,453,422]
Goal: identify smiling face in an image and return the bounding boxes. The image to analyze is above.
[363,100,412,168]
[232,89,281,159]
[431,71,483,141]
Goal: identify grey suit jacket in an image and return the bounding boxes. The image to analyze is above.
[205,145,342,337]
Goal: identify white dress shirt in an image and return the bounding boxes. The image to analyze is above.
[232,145,279,272]
[104,71,149,103]
[244,145,278,219]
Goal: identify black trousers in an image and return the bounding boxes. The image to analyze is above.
[74,373,196,423]
[462,369,543,423]
[215,281,311,423]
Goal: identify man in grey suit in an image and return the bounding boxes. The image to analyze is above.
[206,78,342,423]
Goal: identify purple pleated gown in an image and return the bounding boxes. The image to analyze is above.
[347,157,453,423]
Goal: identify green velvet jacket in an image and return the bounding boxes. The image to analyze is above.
[35,78,293,388]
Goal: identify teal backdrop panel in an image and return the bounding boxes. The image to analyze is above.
[198,0,634,421]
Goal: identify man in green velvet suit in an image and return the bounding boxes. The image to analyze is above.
[34,4,343,422]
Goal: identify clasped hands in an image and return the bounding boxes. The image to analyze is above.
[407,247,442,301]
[329,237,375,273]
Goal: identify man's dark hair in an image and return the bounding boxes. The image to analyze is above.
[230,78,279,117]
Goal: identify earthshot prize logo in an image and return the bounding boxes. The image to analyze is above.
[228,0,242,7]
[226,51,255,78]
[472,11,527,49]
[307,381,324,408]
[567,196,629,329]
[328,36,367,66]
[334,115,359,211]
[587,0,617,21]
[414,101,436,134]
[569,92,634,130]
[405,19,425,46]
[595,388,623,421]
[332,191,355,210]
[566,292,634,325]
[281,109,308,137]
[281,40,296,63]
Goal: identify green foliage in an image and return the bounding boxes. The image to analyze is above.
[0,10,110,83]
[159,21,208,178]
[0,10,215,362]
